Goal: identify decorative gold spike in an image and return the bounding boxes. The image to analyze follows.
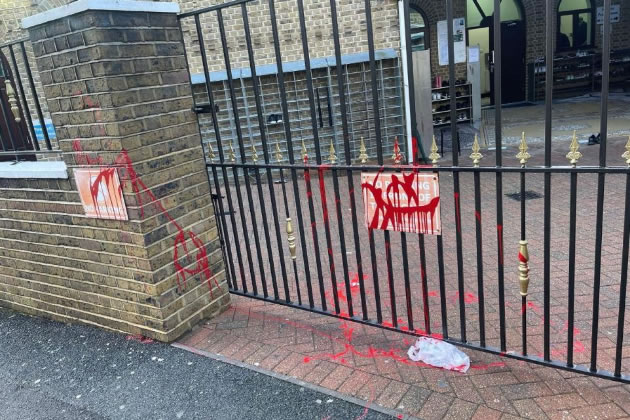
[286,217,296,260]
[518,240,530,296]
[250,138,258,163]
[301,139,308,163]
[329,139,337,164]
[566,130,582,167]
[5,81,20,123]
[358,136,368,164]
[469,134,483,167]
[623,136,630,167]
[207,143,216,161]
[516,132,531,167]
[429,135,441,166]
[228,142,236,163]
[275,142,283,162]
[392,136,402,164]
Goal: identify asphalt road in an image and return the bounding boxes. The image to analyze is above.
[0,308,393,420]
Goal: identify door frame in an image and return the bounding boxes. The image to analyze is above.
[466,0,527,105]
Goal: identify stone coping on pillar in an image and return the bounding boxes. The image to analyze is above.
[0,161,68,179]
[22,0,180,29]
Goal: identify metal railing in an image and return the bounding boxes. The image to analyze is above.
[0,38,57,160]
[179,0,629,383]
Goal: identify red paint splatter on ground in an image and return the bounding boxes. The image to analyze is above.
[450,291,478,304]
[125,334,154,344]
[362,169,440,234]
[428,290,439,297]
[469,361,506,370]
[73,143,217,295]
[227,305,498,374]
[521,301,542,315]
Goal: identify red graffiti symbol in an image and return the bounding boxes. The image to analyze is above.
[73,142,218,295]
[362,170,440,234]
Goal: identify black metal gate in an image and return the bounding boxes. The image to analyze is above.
[0,39,55,161]
[179,0,630,383]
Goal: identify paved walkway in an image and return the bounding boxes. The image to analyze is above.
[179,294,630,420]
[179,135,630,419]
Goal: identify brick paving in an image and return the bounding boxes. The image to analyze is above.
[179,135,630,419]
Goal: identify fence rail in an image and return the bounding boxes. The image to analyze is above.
[180,0,628,383]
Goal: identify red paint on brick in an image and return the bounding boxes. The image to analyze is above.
[73,145,218,295]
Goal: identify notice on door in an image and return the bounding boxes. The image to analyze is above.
[438,18,467,66]
[361,171,441,235]
[75,168,128,221]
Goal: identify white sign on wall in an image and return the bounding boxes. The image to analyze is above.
[597,4,620,24]
[438,18,467,66]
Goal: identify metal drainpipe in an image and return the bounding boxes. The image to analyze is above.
[398,0,413,164]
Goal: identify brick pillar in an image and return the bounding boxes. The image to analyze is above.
[22,0,230,341]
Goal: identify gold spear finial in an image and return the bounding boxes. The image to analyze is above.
[329,139,337,164]
[429,135,441,166]
[275,142,283,162]
[469,134,483,167]
[358,136,368,164]
[207,143,216,162]
[516,131,531,167]
[250,138,259,163]
[228,142,236,163]
[566,130,582,167]
[623,136,630,167]
[392,136,402,164]
[301,139,308,163]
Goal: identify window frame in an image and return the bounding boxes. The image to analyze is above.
[409,3,429,52]
[556,0,595,51]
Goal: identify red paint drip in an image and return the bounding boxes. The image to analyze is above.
[497,224,504,265]
[475,210,481,223]
[411,136,418,166]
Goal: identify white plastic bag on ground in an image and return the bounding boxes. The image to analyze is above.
[407,337,470,373]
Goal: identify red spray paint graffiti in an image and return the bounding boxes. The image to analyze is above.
[362,170,441,235]
[72,140,218,295]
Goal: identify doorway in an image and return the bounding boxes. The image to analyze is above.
[466,0,526,105]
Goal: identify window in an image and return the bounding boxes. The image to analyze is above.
[410,5,428,51]
[557,0,593,50]
[466,0,523,28]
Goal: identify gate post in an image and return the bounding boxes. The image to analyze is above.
[20,0,230,341]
